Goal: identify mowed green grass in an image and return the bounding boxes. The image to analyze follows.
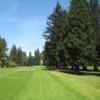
[0,66,100,100]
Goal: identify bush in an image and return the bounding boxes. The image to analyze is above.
[0,61,2,67]
[6,61,16,68]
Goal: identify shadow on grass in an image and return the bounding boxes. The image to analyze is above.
[80,71,100,76]
[43,67,100,76]
[59,69,100,76]
[42,67,56,71]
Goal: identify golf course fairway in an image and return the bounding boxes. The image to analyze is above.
[0,66,100,100]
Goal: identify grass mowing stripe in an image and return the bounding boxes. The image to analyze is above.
[0,66,100,100]
[0,69,33,100]
[48,70,100,100]
[47,70,94,100]
[13,67,75,100]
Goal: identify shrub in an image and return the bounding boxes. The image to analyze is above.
[0,61,2,67]
[6,61,16,68]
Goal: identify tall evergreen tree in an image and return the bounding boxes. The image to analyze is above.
[10,44,17,64]
[34,49,41,65]
[43,2,67,68]
[63,0,96,73]
[0,37,8,68]
[28,52,34,66]
[22,51,28,66]
[16,47,23,66]
[89,0,100,70]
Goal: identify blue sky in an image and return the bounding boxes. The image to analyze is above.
[0,0,70,55]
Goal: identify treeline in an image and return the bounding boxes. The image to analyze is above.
[0,37,7,68]
[43,0,100,73]
[0,39,42,68]
[9,45,42,67]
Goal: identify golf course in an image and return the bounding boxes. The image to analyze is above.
[0,66,100,100]
[0,0,100,100]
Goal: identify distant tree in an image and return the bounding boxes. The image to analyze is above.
[10,44,17,64]
[0,37,8,68]
[27,52,34,66]
[22,51,28,66]
[34,49,41,65]
[16,47,23,66]
[40,52,43,65]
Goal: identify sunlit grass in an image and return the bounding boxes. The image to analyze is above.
[0,66,100,100]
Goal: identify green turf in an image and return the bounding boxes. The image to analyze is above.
[0,66,100,100]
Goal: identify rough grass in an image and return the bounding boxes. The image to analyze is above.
[0,66,100,100]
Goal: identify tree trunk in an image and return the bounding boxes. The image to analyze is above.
[82,65,87,71]
[75,65,79,74]
[71,66,74,70]
[54,65,57,70]
[1,64,4,68]
[94,64,98,71]
[65,65,68,72]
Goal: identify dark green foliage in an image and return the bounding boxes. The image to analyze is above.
[0,37,8,68]
[9,45,41,67]
[43,0,100,73]
[27,52,34,66]
[43,2,67,68]
[22,52,28,66]
[65,0,96,73]
[10,44,17,64]
[9,45,28,66]
[6,61,16,68]
[34,49,41,65]
[87,0,100,70]
[16,47,23,66]
[27,49,41,66]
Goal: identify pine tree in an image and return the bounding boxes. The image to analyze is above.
[16,47,23,66]
[89,0,100,70]
[34,49,41,65]
[0,37,8,68]
[43,2,67,68]
[64,0,96,73]
[22,51,28,66]
[10,44,17,64]
[28,52,34,66]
